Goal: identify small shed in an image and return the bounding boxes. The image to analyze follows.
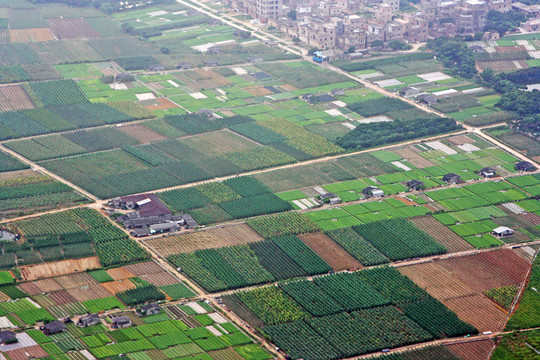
[247,56,263,63]
[132,228,151,237]
[330,88,345,96]
[443,173,461,184]
[197,108,214,118]
[320,192,341,205]
[77,314,101,328]
[138,303,161,317]
[492,226,514,238]
[150,222,180,234]
[148,64,165,72]
[204,59,219,67]
[478,167,496,178]
[417,93,438,106]
[112,316,132,329]
[407,179,424,191]
[515,161,536,172]
[42,321,66,335]
[400,86,420,97]
[0,330,17,344]
[178,62,193,70]
[363,186,384,198]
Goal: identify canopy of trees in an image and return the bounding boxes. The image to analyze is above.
[427,37,477,78]
[484,10,527,35]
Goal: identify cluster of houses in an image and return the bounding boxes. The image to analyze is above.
[107,194,198,237]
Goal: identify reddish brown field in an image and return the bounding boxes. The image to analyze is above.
[495,45,526,53]
[143,98,178,111]
[520,212,540,225]
[392,146,435,168]
[298,232,362,271]
[208,348,245,360]
[6,345,49,360]
[18,282,42,296]
[0,85,35,112]
[412,216,474,252]
[48,18,100,39]
[477,60,527,71]
[9,28,54,43]
[33,278,63,293]
[55,272,98,290]
[447,339,494,360]
[140,272,180,287]
[101,279,137,294]
[399,249,530,333]
[123,261,163,276]
[444,294,507,332]
[67,284,111,302]
[19,257,100,281]
[118,123,168,143]
[146,224,264,256]
[243,85,273,96]
[106,267,135,281]
[448,135,474,145]
[47,290,77,305]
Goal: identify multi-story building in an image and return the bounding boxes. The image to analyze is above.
[382,0,399,12]
[456,0,487,33]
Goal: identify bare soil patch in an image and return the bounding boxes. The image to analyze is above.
[123,261,163,276]
[143,97,178,111]
[140,272,180,287]
[106,267,135,281]
[55,272,98,290]
[67,284,111,302]
[146,223,263,256]
[0,85,35,112]
[118,124,168,144]
[443,294,507,332]
[19,257,100,281]
[447,339,495,360]
[101,279,136,294]
[9,28,53,43]
[412,216,473,252]
[48,18,100,39]
[298,232,362,271]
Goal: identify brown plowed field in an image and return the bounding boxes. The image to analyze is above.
[143,98,178,111]
[447,339,494,360]
[243,86,273,96]
[48,18,100,39]
[55,272,98,289]
[0,85,35,112]
[140,272,180,287]
[392,146,435,168]
[146,224,264,256]
[19,257,100,281]
[146,349,168,360]
[33,278,63,293]
[399,262,475,300]
[9,28,53,43]
[18,282,42,296]
[443,294,507,332]
[437,249,530,292]
[106,267,135,281]
[208,348,244,360]
[6,345,49,360]
[48,290,77,305]
[448,135,474,145]
[297,232,362,271]
[123,261,163,276]
[412,216,473,252]
[520,212,540,225]
[118,123,168,143]
[67,284,111,302]
[101,279,137,294]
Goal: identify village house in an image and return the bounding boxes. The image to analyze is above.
[407,179,425,191]
[492,226,514,238]
[443,173,461,184]
[138,303,162,317]
[42,321,66,335]
[478,167,496,178]
[77,314,101,328]
[112,316,132,329]
[363,186,385,198]
[515,161,536,172]
[320,192,342,205]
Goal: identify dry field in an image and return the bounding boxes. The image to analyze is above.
[447,339,494,360]
[106,267,135,281]
[145,223,264,256]
[47,290,77,305]
[101,279,137,294]
[67,283,111,302]
[0,85,35,112]
[6,345,49,360]
[412,216,473,252]
[208,348,244,360]
[48,18,100,39]
[392,146,435,168]
[143,97,178,111]
[9,28,54,43]
[55,272,98,289]
[118,123,168,143]
[123,261,164,276]
[140,272,180,287]
[399,249,530,332]
[181,129,259,156]
[298,232,362,271]
[19,257,100,281]
[32,278,63,293]
[243,85,273,96]
[448,135,474,145]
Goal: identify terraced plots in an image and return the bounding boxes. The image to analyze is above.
[226,267,476,360]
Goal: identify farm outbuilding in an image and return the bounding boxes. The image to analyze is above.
[492,226,514,238]
[417,93,438,106]
[407,179,424,191]
[42,321,66,335]
[443,173,461,184]
[515,161,536,172]
[363,186,384,198]
[400,86,420,97]
[320,192,341,205]
[138,303,161,317]
[77,314,101,328]
[478,167,496,178]
[111,316,132,329]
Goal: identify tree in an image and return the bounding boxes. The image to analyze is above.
[347,46,356,53]
[287,9,297,20]
[121,23,134,34]
[160,46,170,54]
[484,10,526,35]
[292,36,301,44]
[427,37,477,78]
[308,47,320,55]
[388,40,411,51]
[371,40,384,49]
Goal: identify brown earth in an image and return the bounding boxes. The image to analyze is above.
[447,339,495,360]
[412,216,474,252]
[106,267,135,281]
[0,85,35,112]
[146,223,264,256]
[243,85,273,96]
[9,28,54,43]
[48,18,100,39]
[448,135,474,145]
[19,256,100,281]
[101,279,137,294]
[140,272,180,287]
[443,294,507,332]
[54,272,98,290]
[33,278,63,293]
[118,123,168,144]
[67,283,111,302]
[17,282,42,296]
[6,345,49,360]
[298,232,362,271]
[143,97,178,111]
[123,261,163,276]
[47,290,77,305]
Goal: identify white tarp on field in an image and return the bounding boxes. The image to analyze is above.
[457,143,480,152]
[190,92,208,99]
[418,72,452,82]
[136,93,156,101]
[391,161,412,171]
[357,115,393,124]
[374,79,403,87]
[433,89,458,96]
[325,109,342,116]
[425,140,457,155]
[231,67,248,75]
